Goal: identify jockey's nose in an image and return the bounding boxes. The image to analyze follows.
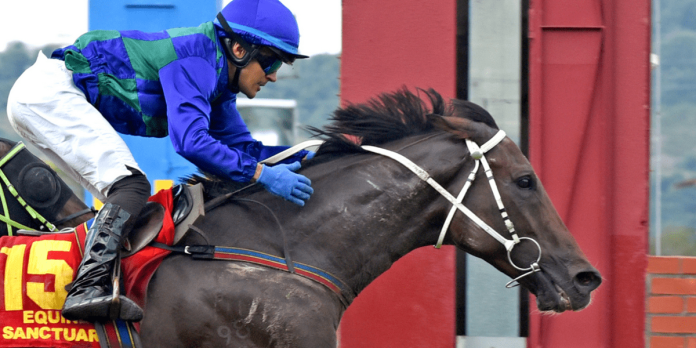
[266,71,278,82]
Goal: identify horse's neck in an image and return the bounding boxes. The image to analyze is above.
[200,133,468,296]
[291,133,468,294]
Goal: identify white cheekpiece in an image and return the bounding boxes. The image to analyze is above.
[6,52,143,202]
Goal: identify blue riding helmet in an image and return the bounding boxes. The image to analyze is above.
[215,0,309,63]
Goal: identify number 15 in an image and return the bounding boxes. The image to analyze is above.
[1,240,74,311]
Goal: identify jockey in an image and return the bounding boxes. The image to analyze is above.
[6,0,314,322]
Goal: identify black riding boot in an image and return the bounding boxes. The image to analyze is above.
[61,203,144,322]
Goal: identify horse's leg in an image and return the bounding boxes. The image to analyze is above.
[141,256,343,348]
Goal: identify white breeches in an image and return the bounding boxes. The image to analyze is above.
[6,52,143,202]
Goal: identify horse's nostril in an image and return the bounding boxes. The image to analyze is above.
[574,270,602,291]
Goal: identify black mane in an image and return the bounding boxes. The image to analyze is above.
[187,88,498,198]
[310,88,496,149]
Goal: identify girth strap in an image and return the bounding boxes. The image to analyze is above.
[94,320,142,348]
[151,242,355,308]
[150,242,215,259]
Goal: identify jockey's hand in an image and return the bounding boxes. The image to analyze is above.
[257,162,313,206]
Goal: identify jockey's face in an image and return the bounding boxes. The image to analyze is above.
[228,43,278,99]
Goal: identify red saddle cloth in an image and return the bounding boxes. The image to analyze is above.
[0,188,175,347]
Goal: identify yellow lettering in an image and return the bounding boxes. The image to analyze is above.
[27,240,73,309]
[64,328,76,341]
[51,327,62,340]
[39,327,50,339]
[12,327,25,339]
[34,310,47,325]
[26,327,39,339]
[76,328,90,342]
[48,310,61,324]
[89,328,99,342]
[22,310,34,324]
[2,326,13,339]
[2,244,26,311]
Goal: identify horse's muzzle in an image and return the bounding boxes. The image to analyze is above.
[531,267,602,313]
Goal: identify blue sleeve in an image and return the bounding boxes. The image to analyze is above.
[209,98,309,164]
[159,57,259,181]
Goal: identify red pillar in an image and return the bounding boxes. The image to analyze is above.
[339,0,457,347]
[527,0,650,346]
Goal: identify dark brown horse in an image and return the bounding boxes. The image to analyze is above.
[135,89,601,347]
[0,139,94,236]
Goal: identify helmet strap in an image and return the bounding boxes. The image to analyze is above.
[218,12,261,94]
[228,65,241,94]
[217,13,260,69]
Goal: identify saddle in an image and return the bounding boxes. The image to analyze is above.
[121,183,205,258]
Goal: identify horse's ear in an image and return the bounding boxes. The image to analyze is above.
[428,114,478,139]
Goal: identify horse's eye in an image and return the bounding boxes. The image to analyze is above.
[516,175,535,190]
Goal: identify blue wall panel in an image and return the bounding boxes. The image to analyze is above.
[90,0,221,32]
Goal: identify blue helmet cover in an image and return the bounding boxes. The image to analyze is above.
[216,0,308,58]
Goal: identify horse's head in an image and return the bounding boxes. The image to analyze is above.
[0,138,94,236]
[430,100,601,313]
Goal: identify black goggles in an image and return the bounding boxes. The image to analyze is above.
[255,52,283,75]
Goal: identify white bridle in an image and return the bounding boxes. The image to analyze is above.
[362,130,541,288]
[263,131,542,288]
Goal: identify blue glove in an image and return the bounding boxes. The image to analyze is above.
[257,162,314,206]
[304,151,316,161]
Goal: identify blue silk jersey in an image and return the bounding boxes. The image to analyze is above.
[51,22,307,182]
